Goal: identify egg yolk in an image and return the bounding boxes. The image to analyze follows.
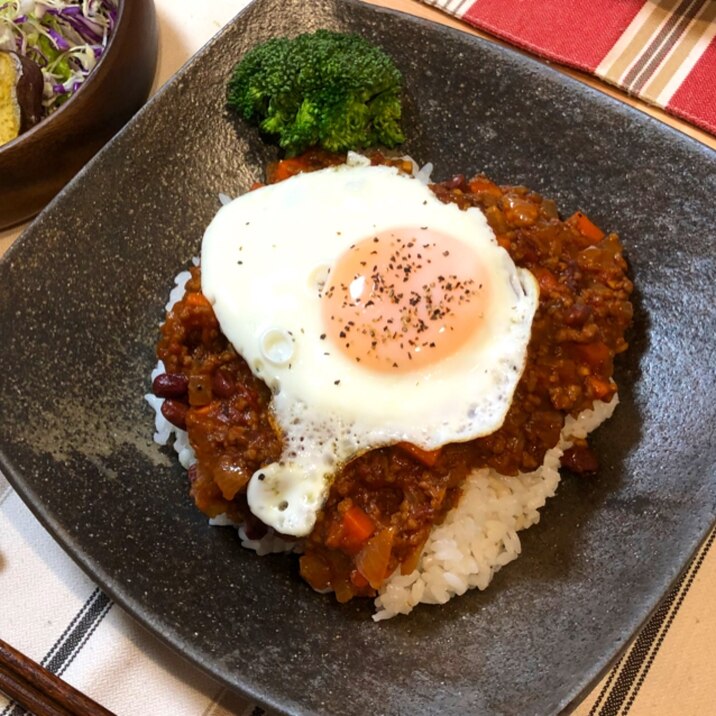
[321,227,490,372]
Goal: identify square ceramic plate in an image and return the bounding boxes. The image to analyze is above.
[1,0,715,714]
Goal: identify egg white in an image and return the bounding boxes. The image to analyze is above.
[201,159,538,536]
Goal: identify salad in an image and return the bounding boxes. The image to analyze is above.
[0,0,117,121]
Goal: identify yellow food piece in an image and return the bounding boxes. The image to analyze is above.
[0,52,21,146]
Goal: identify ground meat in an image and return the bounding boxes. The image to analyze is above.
[154,152,633,602]
[156,272,282,522]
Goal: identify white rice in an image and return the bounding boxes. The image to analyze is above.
[372,396,617,620]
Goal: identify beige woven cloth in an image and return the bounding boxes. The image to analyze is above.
[575,527,716,715]
[1,2,714,715]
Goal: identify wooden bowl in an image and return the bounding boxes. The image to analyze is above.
[0,0,158,230]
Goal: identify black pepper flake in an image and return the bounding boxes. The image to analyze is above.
[258,473,265,481]
[334,379,341,385]
[320,333,326,340]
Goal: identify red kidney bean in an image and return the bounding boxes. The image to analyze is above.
[564,303,593,328]
[443,173,467,190]
[212,370,235,399]
[153,373,188,398]
[242,511,268,541]
[187,464,198,484]
[561,445,599,474]
[161,399,188,430]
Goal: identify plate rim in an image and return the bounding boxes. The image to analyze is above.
[1,1,715,714]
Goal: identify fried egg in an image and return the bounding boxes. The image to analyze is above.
[201,156,539,536]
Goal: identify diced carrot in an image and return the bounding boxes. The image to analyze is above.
[495,235,511,251]
[531,267,561,295]
[397,442,442,467]
[270,158,310,183]
[468,176,502,197]
[586,375,613,400]
[249,181,265,191]
[342,505,375,545]
[573,341,611,369]
[567,211,606,244]
[185,292,211,308]
[356,528,395,589]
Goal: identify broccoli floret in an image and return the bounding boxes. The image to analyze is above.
[227,30,405,156]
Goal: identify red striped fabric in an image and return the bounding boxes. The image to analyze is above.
[462,0,644,71]
[667,34,716,133]
[423,0,716,136]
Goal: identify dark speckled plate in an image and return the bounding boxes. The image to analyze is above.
[1,1,715,714]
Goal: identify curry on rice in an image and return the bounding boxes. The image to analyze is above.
[151,151,633,604]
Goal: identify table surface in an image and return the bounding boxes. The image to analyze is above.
[1,1,714,714]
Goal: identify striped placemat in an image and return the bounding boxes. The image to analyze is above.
[575,525,716,715]
[421,0,716,136]
[2,468,714,715]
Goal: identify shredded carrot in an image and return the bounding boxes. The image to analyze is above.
[342,505,375,545]
[567,211,605,243]
[397,442,442,467]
